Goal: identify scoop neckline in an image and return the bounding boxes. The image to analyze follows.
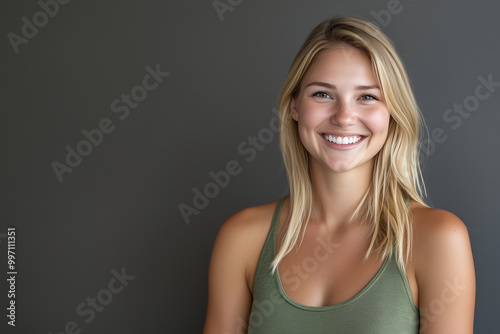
[272,198,391,311]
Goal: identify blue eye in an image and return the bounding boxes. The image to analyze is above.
[313,91,331,99]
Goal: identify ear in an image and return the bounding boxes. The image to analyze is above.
[290,98,299,121]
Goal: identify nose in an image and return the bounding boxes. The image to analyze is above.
[331,100,356,127]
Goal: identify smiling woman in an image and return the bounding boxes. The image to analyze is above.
[203,17,475,334]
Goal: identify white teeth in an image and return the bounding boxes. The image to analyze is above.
[323,134,362,145]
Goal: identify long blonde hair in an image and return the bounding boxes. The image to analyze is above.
[273,17,427,272]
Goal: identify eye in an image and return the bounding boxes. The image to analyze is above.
[312,91,332,99]
[359,94,378,101]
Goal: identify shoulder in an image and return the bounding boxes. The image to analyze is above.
[216,199,280,245]
[409,203,475,332]
[204,199,284,332]
[211,198,283,286]
[409,203,472,260]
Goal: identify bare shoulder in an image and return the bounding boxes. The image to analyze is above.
[216,199,280,245]
[205,200,284,333]
[409,203,472,256]
[409,202,475,333]
[212,198,283,287]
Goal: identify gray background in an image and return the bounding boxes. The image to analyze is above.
[1,0,499,333]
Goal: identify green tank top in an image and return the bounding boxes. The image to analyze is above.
[248,197,419,333]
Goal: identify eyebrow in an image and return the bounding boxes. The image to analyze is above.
[355,84,380,90]
[305,82,380,90]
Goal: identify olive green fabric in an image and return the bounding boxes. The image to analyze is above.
[248,198,419,333]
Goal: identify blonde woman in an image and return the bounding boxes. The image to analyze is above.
[204,17,475,333]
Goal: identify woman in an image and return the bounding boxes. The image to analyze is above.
[204,17,475,333]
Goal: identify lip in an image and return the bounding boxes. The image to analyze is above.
[320,132,366,149]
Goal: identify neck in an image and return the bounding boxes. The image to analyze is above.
[308,158,373,230]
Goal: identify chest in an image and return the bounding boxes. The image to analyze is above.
[276,225,385,307]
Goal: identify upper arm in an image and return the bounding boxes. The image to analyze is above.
[413,209,476,334]
[203,209,263,334]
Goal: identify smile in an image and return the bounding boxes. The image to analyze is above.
[323,134,362,145]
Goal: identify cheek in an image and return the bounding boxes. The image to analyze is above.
[296,118,314,147]
[366,109,391,138]
[295,106,322,150]
[296,101,328,127]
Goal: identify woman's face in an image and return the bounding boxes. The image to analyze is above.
[291,44,391,174]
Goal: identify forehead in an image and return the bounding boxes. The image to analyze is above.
[321,43,367,61]
[303,44,376,83]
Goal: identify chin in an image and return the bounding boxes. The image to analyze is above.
[323,157,374,174]
[325,161,356,173]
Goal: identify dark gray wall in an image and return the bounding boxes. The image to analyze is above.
[1,0,498,333]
